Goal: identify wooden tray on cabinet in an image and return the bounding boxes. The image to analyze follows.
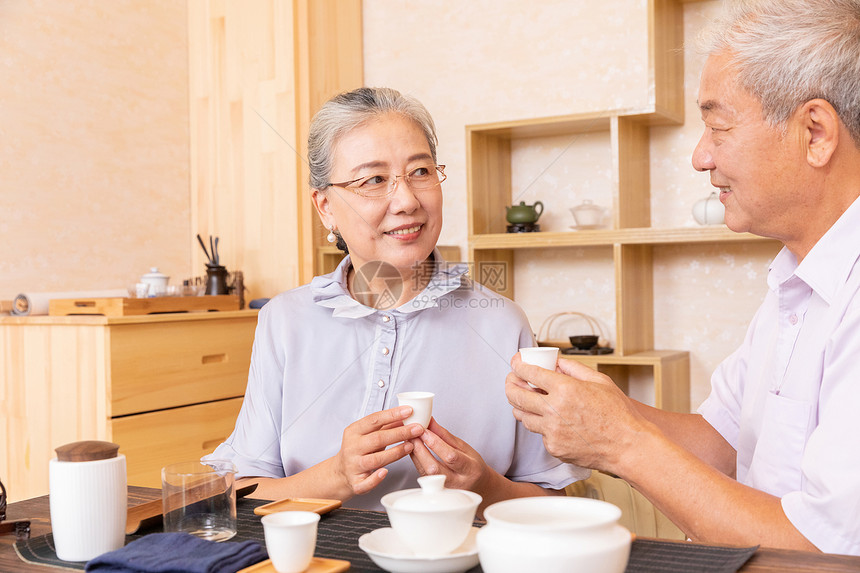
[49,295,240,317]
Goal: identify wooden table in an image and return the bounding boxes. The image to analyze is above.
[3,487,860,572]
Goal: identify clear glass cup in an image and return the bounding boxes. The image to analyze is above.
[161,460,237,541]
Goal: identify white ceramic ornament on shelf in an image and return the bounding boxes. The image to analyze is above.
[692,192,725,225]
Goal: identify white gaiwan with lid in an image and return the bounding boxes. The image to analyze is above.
[380,474,481,557]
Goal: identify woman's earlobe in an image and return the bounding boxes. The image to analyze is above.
[312,188,333,219]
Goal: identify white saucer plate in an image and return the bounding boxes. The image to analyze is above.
[358,527,480,573]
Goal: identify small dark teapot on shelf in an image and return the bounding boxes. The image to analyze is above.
[506,201,544,224]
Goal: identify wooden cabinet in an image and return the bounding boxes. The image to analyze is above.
[0,310,257,502]
[465,0,774,412]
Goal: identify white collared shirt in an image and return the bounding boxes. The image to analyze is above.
[207,251,588,510]
[699,196,860,555]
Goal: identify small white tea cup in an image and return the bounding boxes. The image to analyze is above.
[519,347,559,389]
[397,391,434,428]
[261,511,320,573]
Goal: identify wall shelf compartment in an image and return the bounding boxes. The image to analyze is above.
[465,0,760,412]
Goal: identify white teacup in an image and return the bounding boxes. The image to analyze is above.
[262,511,320,573]
[519,347,559,389]
[397,391,434,428]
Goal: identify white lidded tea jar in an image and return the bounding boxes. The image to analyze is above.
[49,440,127,562]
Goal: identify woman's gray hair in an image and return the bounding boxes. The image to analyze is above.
[307,87,438,190]
[697,0,860,146]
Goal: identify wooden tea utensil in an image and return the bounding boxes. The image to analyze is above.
[126,482,258,535]
[0,478,31,541]
[238,557,351,573]
[253,497,341,516]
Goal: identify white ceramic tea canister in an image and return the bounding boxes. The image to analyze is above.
[477,496,631,573]
[692,192,725,225]
[49,441,127,562]
[380,475,481,557]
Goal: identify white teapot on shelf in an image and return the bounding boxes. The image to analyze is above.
[570,199,609,228]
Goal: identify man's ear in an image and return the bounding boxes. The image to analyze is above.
[311,189,334,229]
[800,98,840,168]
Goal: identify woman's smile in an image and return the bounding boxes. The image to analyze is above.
[385,224,423,239]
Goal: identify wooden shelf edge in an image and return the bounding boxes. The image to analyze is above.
[465,105,686,140]
[547,348,689,367]
[470,227,778,249]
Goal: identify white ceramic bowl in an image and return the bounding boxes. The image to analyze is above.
[476,496,631,573]
[381,476,481,557]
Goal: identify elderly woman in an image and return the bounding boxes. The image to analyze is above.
[206,87,586,511]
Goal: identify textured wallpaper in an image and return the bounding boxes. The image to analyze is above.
[364,0,781,410]
[0,1,191,300]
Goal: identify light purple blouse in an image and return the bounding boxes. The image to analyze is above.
[207,251,588,510]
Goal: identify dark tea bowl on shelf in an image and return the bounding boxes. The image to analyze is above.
[569,335,599,350]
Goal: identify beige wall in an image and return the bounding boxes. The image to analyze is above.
[0,1,191,300]
[1,1,779,409]
[363,0,781,408]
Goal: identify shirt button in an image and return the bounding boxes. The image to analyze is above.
[789,314,798,325]
[382,315,390,323]
[382,347,390,356]
[377,379,385,388]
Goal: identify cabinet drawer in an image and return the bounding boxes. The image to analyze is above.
[110,316,256,416]
[113,397,244,488]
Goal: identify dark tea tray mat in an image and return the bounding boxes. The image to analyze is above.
[16,498,756,572]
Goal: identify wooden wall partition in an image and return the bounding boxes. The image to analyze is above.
[188,0,363,301]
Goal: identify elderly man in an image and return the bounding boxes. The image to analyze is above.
[506,0,860,555]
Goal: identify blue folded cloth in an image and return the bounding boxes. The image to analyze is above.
[84,532,268,573]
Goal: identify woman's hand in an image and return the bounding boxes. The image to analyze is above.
[408,418,492,493]
[333,406,425,498]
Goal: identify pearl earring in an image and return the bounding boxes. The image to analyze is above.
[327,226,337,243]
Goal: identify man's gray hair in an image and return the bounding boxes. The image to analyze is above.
[697,0,860,145]
[307,87,438,190]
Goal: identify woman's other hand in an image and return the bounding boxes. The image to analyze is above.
[333,405,425,498]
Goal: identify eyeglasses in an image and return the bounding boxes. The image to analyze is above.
[327,164,446,199]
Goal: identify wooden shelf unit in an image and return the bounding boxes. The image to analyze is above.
[465,0,756,412]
